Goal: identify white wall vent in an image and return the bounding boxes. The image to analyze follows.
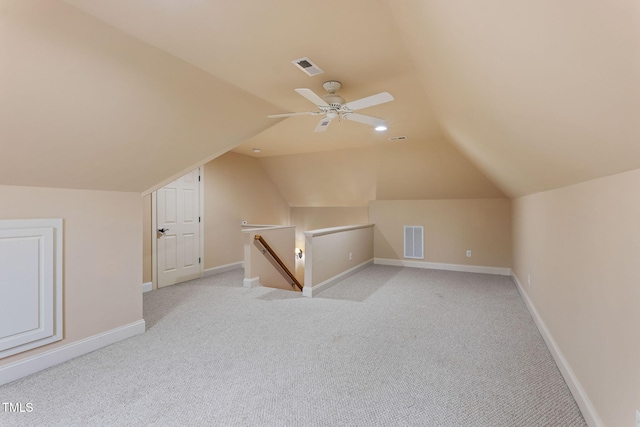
[404,226,424,259]
[292,57,325,76]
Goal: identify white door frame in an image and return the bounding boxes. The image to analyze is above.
[151,166,204,290]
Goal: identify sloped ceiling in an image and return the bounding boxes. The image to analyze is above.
[388,0,640,197]
[61,0,443,158]
[3,0,638,199]
[0,0,278,193]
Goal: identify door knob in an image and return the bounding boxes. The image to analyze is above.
[158,228,169,234]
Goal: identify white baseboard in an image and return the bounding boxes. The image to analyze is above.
[511,274,603,427]
[0,319,146,386]
[303,259,374,298]
[243,277,260,288]
[142,282,152,293]
[204,261,244,277]
[374,258,511,276]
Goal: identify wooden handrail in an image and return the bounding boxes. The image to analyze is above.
[254,235,303,291]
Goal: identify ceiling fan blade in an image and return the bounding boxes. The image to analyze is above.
[342,112,386,128]
[295,88,329,107]
[344,92,394,111]
[267,111,321,118]
[314,116,334,132]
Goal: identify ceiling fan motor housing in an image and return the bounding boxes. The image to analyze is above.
[321,81,346,109]
[267,80,393,132]
[322,80,342,93]
[322,95,346,109]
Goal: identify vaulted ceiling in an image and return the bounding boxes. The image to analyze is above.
[2,0,638,200]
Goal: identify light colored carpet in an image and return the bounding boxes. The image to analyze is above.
[0,265,586,426]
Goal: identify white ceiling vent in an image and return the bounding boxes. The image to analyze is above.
[292,57,324,77]
[389,136,408,141]
[404,226,424,259]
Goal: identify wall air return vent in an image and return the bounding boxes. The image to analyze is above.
[404,226,424,259]
[292,57,324,77]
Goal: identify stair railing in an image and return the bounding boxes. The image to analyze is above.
[254,235,303,291]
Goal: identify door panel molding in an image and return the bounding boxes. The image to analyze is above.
[152,167,203,289]
[0,219,63,359]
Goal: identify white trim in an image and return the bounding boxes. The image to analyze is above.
[203,262,243,277]
[241,225,295,233]
[303,259,374,298]
[243,277,260,288]
[511,274,603,427]
[198,166,205,278]
[241,224,282,229]
[151,191,158,290]
[0,320,145,386]
[374,258,511,276]
[304,223,374,237]
[142,282,152,293]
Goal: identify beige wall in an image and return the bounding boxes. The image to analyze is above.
[305,226,374,288]
[259,139,505,208]
[204,152,290,270]
[370,199,511,268]
[512,169,640,427]
[0,185,142,366]
[374,139,506,200]
[291,207,368,236]
[290,207,368,279]
[142,194,152,283]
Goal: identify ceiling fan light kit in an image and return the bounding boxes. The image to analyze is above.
[268,80,393,132]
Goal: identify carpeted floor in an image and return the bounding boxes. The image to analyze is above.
[0,265,586,426]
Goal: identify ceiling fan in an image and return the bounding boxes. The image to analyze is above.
[268,81,394,132]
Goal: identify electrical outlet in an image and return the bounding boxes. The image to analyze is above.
[466,250,472,258]
[635,409,639,427]
[349,252,353,261]
[527,274,531,286]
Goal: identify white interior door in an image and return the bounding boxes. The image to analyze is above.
[156,169,201,288]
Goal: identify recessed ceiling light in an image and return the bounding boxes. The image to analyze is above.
[375,125,388,132]
[252,148,261,153]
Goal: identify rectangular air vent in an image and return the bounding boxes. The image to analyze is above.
[404,226,424,259]
[389,136,408,141]
[315,118,332,131]
[292,57,324,76]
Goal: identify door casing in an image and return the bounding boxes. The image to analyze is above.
[151,167,204,290]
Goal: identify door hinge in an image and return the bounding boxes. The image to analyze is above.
[199,216,201,223]
[199,257,201,264]
[198,175,201,182]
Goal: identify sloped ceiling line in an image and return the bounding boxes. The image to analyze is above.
[6,0,638,199]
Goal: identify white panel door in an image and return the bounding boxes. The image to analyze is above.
[157,169,201,288]
[0,220,63,358]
